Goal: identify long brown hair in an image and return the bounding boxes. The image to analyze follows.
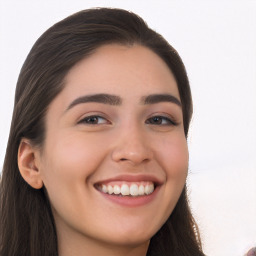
[0,8,204,256]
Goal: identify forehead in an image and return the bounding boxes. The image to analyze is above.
[62,44,179,97]
[43,44,180,119]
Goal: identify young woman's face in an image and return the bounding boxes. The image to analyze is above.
[36,44,188,251]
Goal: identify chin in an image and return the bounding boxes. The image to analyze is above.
[100,223,159,247]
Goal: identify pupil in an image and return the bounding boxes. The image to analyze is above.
[88,117,98,123]
[153,117,161,124]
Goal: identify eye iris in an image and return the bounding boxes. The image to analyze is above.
[152,117,162,124]
[87,116,98,124]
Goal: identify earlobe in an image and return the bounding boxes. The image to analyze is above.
[18,139,44,189]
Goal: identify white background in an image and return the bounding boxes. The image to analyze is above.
[0,1,255,255]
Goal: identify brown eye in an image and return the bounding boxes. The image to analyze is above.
[146,116,176,125]
[78,116,109,125]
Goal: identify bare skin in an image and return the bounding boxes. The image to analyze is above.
[18,44,188,256]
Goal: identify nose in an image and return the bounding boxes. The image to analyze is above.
[111,126,153,165]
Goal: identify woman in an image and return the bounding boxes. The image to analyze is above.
[0,8,205,256]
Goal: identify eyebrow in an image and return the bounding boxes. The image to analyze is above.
[66,93,181,111]
[142,94,181,107]
[66,93,122,111]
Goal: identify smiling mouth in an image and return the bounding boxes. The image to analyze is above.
[95,182,155,197]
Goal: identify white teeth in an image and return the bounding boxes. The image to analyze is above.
[113,185,120,194]
[138,185,145,195]
[145,185,150,195]
[107,185,114,194]
[130,184,139,196]
[149,184,154,193]
[145,184,154,195]
[100,182,155,196]
[102,184,108,193]
[120,184,129,196]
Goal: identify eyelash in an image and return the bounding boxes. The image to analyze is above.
[78,115,110,125]
[78,115,177,126]
[145,116,177,126]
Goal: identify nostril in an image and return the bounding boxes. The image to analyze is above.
[111,145,153,165]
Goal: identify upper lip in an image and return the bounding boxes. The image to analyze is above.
[94,174,164,186]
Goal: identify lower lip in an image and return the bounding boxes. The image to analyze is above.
[97,186,160,207]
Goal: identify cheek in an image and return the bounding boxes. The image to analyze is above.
[149,133,188,226]
[45,132,104,171]
[156,133,188,212]
[39,132,108,218]
[157,133,189,179]
[40,132,108,197]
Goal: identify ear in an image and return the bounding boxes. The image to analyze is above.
[17,139,44,189]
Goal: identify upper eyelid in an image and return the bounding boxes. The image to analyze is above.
[77,116,112,126]
[76,111,179,124]
[79,115,106,121]
[146,115,177,124]
[147,112,177,121]
[77,113,110,124]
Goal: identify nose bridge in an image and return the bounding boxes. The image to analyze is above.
[111,121,152,165]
